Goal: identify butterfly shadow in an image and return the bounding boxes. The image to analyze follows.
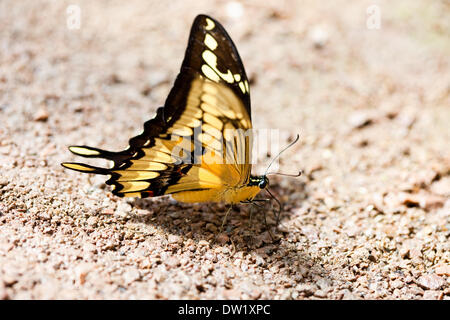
[128,196,276,246]
[127,177,309,248]
[126,178,332,291]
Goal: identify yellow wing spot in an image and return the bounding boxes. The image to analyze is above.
[202,91,229,112]
[221,108,239,120]
[115,170,160,181]
[203,113,223,130]
[199,133,223,151]
[185,95,200,108]
[183,107,203,119]
[61,163,97,172]
[202,123,223,140]
[202,50,234,83]
[167,124,193,136]
[143,140,151,147]
[184,102,204,119]
[143,149,176,163]
[119,181,151,192]
[244,80,249,92]
[204,33,218,50]
[121,192,142,198]
[202,81,219,95]
[234,74,241,82]
[201,102,222,117]
[69,146,101,156]
[151,138,177,153]
[202,149,225,165]
[223,122,237,140]
[201,93,218,107]
[179,115,202,127]
[240,118,251,129]
[205,18,215,30]
[129,160,168,171]
[171,135,195,153]
[238,81,246,94]
[201,64,220,82]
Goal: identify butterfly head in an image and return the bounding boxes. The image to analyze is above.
[249,175,269,190]
[258,175,269,189]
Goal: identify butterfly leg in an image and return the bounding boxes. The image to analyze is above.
[240,200,258,225]
[219,205,233,234]
[242,199,276,241]
[241,199,273,234]
[265,188,283,228]
[248,199,269,227]
[248,204,254,228]
[254,199,278,242]
[263,207,276,242]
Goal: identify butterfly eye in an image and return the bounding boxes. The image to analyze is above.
[258,178,268,189]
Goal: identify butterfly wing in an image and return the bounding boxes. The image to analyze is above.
[62,15,253,202]
[178,14,251,119]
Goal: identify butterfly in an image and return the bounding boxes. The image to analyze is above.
[62,14,296,208]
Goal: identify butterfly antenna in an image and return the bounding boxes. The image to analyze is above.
[264,134,300,176]
[266,170,303,177]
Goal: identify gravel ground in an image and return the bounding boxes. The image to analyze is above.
[0,0,449,300]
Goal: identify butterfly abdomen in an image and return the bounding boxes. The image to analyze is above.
[172,184,261,204]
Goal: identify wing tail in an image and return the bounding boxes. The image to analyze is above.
[61,162,110,175]
[68,145,131,162]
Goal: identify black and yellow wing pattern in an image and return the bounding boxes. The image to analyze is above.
[62,14,264,204]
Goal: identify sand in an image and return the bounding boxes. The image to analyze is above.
[0,0,449,299]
